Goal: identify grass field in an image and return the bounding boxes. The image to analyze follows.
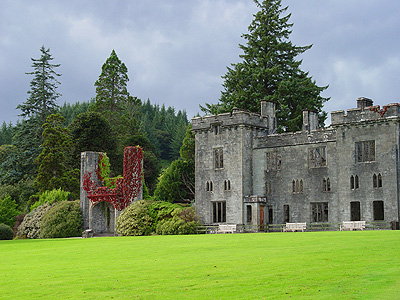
[1,231,399,299]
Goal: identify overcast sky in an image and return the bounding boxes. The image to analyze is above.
[1,0,399,126]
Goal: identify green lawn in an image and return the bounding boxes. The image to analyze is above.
[1,231,399,299]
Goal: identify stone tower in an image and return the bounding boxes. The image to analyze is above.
[191,101,273,225]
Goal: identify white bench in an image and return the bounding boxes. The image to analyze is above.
[218,224,237,234]
[340,221,366,231]
[283,222,307,232]
[82,229,94,238]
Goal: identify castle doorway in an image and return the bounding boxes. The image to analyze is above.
[350,201,361,221]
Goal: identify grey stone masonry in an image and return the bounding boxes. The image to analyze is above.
[192,99,400,229]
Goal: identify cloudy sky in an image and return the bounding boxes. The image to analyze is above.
[1,0,399,126]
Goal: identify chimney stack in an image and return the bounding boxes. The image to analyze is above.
[357,97,373,111]
[303,110,319,133]
[261,100,277,134]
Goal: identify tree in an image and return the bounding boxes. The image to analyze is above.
[0,118,43,185]
[34,113,80,195]
[67,111,118,174]
[202,0,328,132]
[154,125,195,203]
[0,195,20,228]
[17,46,61,124]
[93,50,140,148]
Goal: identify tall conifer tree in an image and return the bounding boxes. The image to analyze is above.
[202,0,328,132]
[17,46,61,124]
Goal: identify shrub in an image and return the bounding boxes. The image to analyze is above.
[155,207,199,235]
[30,188,71,211]
[17,203,53,239]
[0,195,20,228]
[116,200,154,236]
[40,201,82,239]
[0,223,14,240]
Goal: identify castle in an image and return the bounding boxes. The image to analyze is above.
[191,98,400,228]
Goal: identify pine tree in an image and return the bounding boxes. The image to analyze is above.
[17,46,61,124]
[202,0,328,132]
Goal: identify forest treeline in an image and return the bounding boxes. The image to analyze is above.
[0,47,195,220]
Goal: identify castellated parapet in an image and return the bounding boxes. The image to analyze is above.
[331,102,400,125]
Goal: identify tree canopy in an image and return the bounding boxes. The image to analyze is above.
[201,0,328,132]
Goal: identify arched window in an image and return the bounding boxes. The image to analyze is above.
[355,175,359,189]
[296,180,300,193]
[326,178,331,192]
[206,181,210,191]
[378,173,382,188]
[292,180,296,193]
[350,175,355,190]
[300,180,303,193]
[210,181,213,191]
[373,174,377,188]
[322,178,327,192]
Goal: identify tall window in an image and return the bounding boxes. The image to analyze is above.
[350,201,361,221]
[284,205,290,223]
[266,151,281,172]
[311,202,328,222]
[350,175,359,190]
[246,205,252,223]
[292,179,303,194]
[373,173,382,188]
[309,147,327,168]
[373,201,384,221]
[212,201,226,223]
[213,124,221,135]
[224,180,231,191]
[206,181,213,192]
[214,148,224,169]
[356,140,375,162]
[322,178,331,192]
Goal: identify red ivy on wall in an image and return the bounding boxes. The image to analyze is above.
[369,105,388,117]
[82,146,143,211]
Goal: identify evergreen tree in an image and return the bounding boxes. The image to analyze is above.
[93,50,141,154]
[34,114,70,193]
[17,46,61,124]
[154,124,195,203]
[0,118,43,185]
[202,0,328,132]
[0,122,13,146]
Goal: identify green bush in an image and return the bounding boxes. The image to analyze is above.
[17,203,53,239]
[116,200,200,236]
[30,188,71,211]
[155,207,199,235]
[116,200,154,236]
[0,223,14,240]
[0,195,20,228]
[40,201,82,239]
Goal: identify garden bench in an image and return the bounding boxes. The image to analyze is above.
[82,229,94,238]
[340,221,366,231]
[218,224,237,233]
[283,222,307,232]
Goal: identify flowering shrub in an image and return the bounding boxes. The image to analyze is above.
[17,203,53,239]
